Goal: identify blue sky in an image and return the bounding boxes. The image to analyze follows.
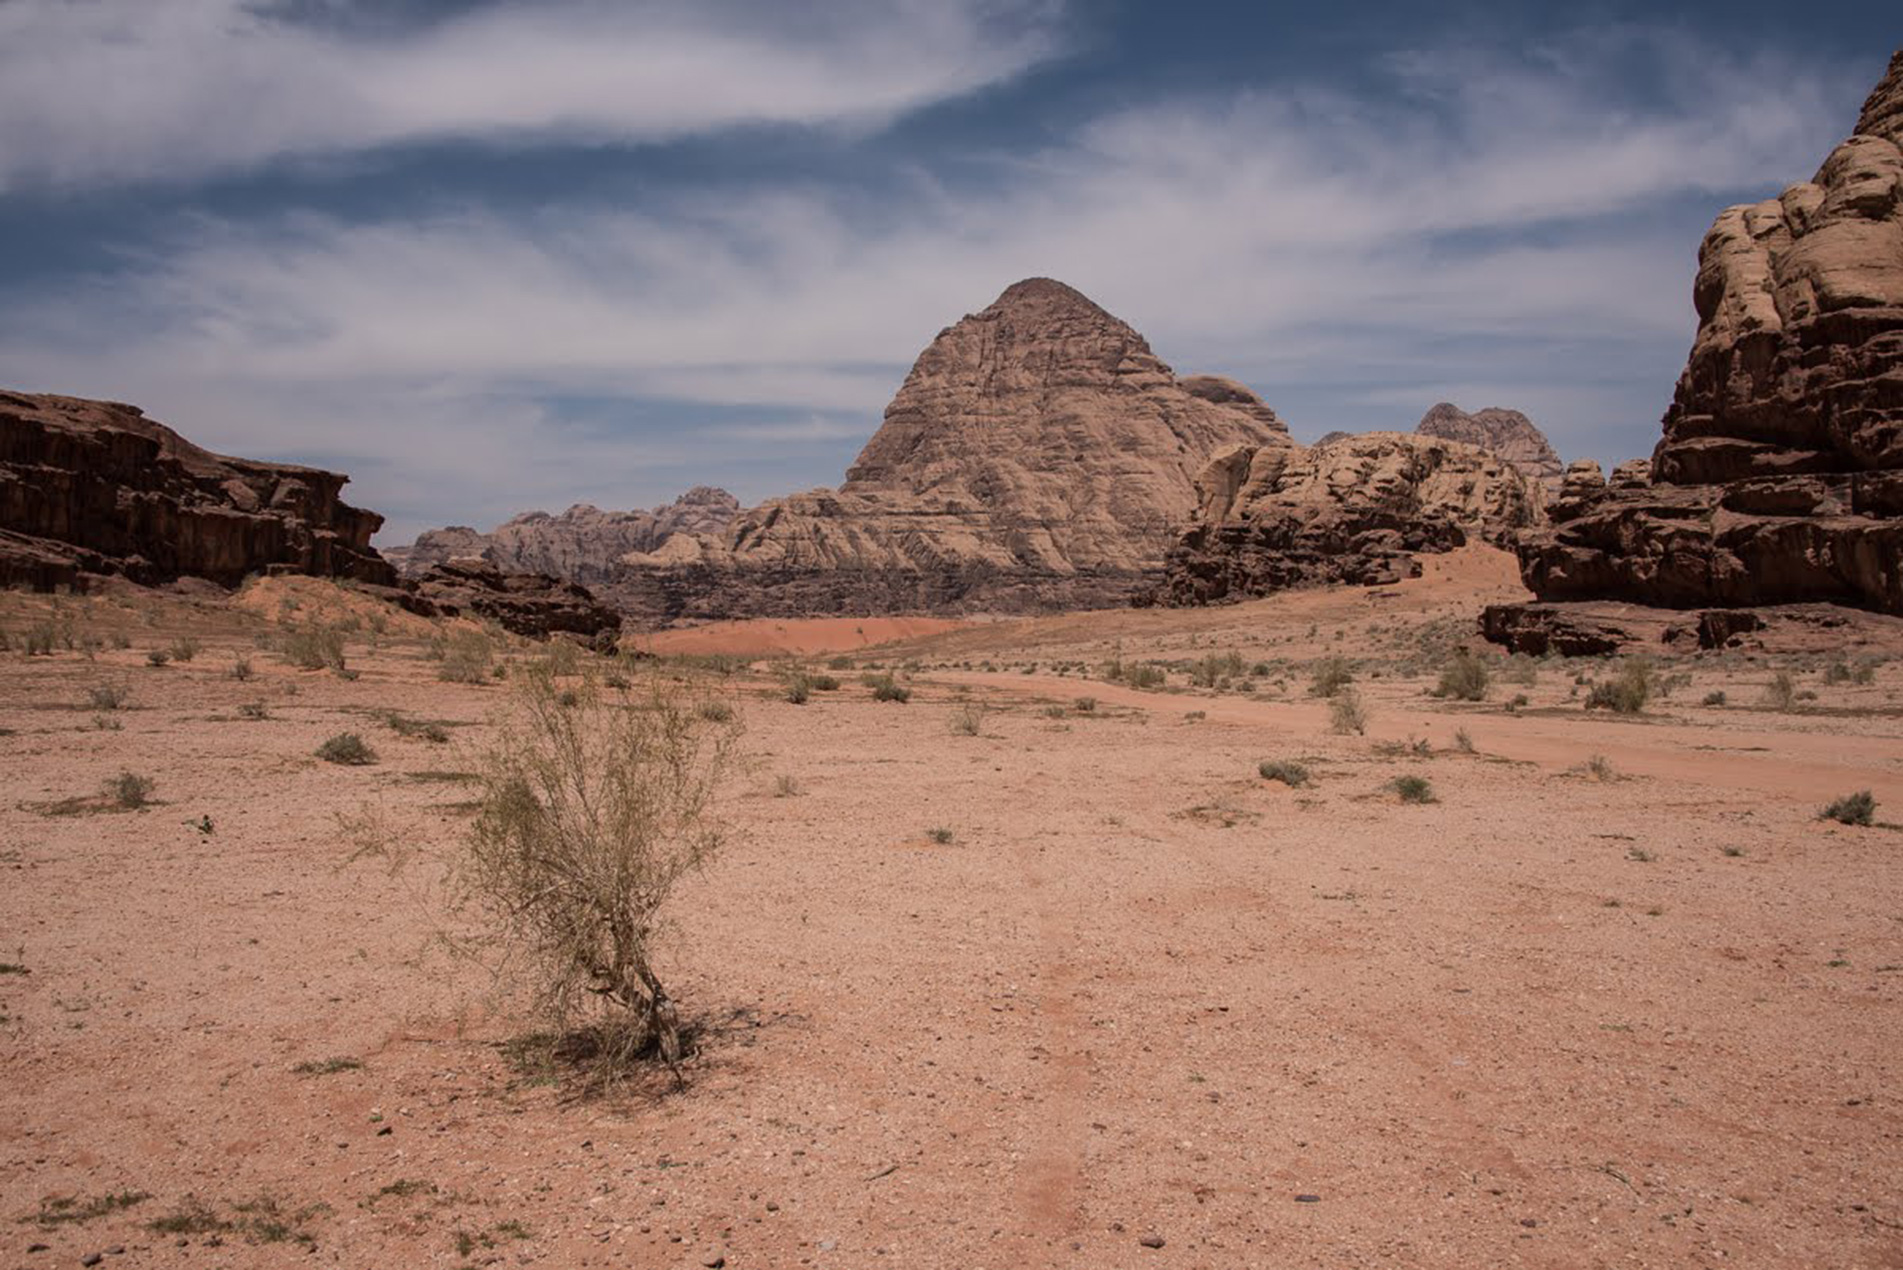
[0,1,1893,543]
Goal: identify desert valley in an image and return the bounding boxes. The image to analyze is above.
[1,23,1901,1270]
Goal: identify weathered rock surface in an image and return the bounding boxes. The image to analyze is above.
[0,391,393,590]
[1415,402,1564,490]
[1149,432,1541,606]
[1506,51,1903,621]
[385,487,740,580]
[615,278,1293,621]
[1482,599,1903,657]
[400,560,623,651]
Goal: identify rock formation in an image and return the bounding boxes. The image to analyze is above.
[400,561,623,651]
[0,391,393,590]
[614,278,1293,620]
[1148,432,1541,605]
[1503,50,1903,623]
[386,487,739,582]
[1415,403,1563,491]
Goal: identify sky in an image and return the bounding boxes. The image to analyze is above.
[0,1,1894,543]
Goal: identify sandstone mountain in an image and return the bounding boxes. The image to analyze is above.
[385,487,740,581]
[1149,432,1541,606]
[1414,403,1563,491]
[612,278,1294,620]
[1503,49,1903,627]
[1,391,393,590]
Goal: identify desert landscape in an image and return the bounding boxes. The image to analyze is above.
[2,11,1901,1270]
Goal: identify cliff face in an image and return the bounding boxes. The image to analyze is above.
[614,278,1294,621]
[1149,433,1541,606]
[1509,50,1903,617]
[0,391,393,590]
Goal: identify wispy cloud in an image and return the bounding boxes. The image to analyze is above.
[0,26,1867,539]
[0,0,1065,190]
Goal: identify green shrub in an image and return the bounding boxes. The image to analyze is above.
[926,826,954,845]
[1257,759,1309,787]
[316,732,378,765]
[809,674,841,692]
[281,620,347,672]
[1391,775,1436,804]
[108,771,154,809]
[1702,690,1726,707]
[438,629,496,683]
[1434,652,1490,702]
[869,673,911,703]
[1308,656,1354,698]
[145,649,170,668]
[1820,790,1876,826]
[1584,659,1652,714]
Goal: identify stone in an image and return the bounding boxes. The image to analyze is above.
[0,391,392,590]
[615,278,1292,621]
[1148,432,1541,605]
[401,560,623,651]
[1504,50,1903,621]
[1415,402,1563,491]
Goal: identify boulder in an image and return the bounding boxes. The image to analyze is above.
[404,560,623,651]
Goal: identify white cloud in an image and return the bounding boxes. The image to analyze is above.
[0,27,1867,539]
[0,0,1064,190]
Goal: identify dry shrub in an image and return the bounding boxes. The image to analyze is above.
[1585,658,1652,714]
[1764,669,1797,711]
[1820,790,1876,826]
[1434,651,1490,702]
[1309,656,1354,698]
[457,669,738,1084]
[437,629,495,683]
[1328,687,1369,735]
[280,619,347,673]
[949,703,985,736]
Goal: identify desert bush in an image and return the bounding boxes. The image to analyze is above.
[1073,696,1097,714]
[108,771,154,809]
[1585,754,1616,781]
[145,649,170,668]
[808,673,840,692]
[86,683,128,711]
[1328,687,1369,735]
[773,774,800,798]
[868,673,911,703]
[1190,651,1246,689]
[1391,774,1436,803]
[1258,759,1310,787]
[1452,727,1474,753]
[168,636,199,662]
[1434,652,1490,702]
[1309,656,1354,698]
[1823,659,1854,685]
[695,700,735,724]
[384,712,450,743]
[827,656,852,670]
[239,702,269,720]
[782,672,812,705]
[950,704,984,735]
[1584,659,1652,714]
[926,826,955,845]
[438,630,496,684]
[230,656,253,682]
[23,623,56,656]
[1820,790,1876,826]
[541,640,581,677]
[1702,690,1726,707]
[316,732,378,765]
[1764,669,1797,711]
[457,670,738,1081]
[280,619,347,672]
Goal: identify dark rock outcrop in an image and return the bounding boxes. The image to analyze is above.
[0,391,393,590]
[401,560,623,651]
[1483,599,1903,657]
[1150,432,1541,606]
[1506,51,1903,622]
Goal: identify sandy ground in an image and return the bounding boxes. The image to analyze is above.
[637,616,974,659]
[2,564,1901,1269]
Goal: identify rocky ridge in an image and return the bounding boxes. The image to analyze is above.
[612,278,1294,620]
[1501,50,1903,627]
[1149,432,1541,606]
[1414,402,1563,491]
[385,488,740,581]
[0,391,393,590]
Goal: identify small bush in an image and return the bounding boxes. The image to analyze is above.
[925,826,955,845]
[1585,754,1616,781]
[1585,659,1652,714]
[281,620,347,672]
[1073,696,1097,714]
[773,774,801,798]
[869,673,911,703]
[827,656,853,670]
[1391,774,1436,804]
[230,656,253,681]
[316,732,378,765]
[696,700,735,724]
[145,649,171,668]
[1309,657,1354,698]
[783,673,811,705]
[950,704,984,736]
[108,771,154,809]
[1452,728,1474,754]
[1764,670,1797,711]
[438,630,496,684]
[1328,687,1369,735]
[1434,652,1490,702]
[239,702,269,720]
[1257,759,1309,787]
[1820,790,1876,826]
[1701,690,1726,707]
[385,713,450,743]
[86,683,128,711]
[808,674,841,692]
[168,636,199,662]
